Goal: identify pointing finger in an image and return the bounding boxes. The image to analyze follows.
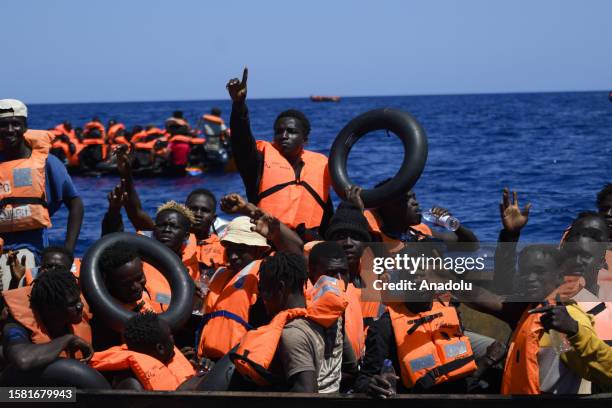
[242,67,248,86]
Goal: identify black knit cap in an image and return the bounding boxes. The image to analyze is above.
[324,202,372,242]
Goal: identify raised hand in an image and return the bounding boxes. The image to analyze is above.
[499,187,531,232]
[251,209,280,239]
[431,207,451,218]
[528,295,578,336]
[220,193,250,215]
[226,67,248,103]
[114,145,133,178]
[107,182,126,212]
[345,185,364,211]
[7,251,27,283]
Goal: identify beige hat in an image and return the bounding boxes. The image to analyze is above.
[220,216,270,249]
[0,99,27,119]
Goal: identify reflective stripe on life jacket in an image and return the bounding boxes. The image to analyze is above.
[501,309,543,394]
[196,260,262,359]
[2,285,92,346]
[90,344,194,391]
[256,140,330,229]
[232,275,348,386]
[0,130,53,233]
[388,302,476,390]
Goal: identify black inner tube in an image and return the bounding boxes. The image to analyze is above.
[80,232,194,333]
[328,108,428,208]
[39,358,111,389]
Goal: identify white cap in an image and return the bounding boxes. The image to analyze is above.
[220,216,270,250]
[0,99,28,119]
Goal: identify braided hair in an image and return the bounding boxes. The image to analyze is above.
[259,252,308,295]
[30,269,80,312]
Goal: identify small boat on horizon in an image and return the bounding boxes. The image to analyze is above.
[310,95,341,102]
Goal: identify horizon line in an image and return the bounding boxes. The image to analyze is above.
[27,88,611,106]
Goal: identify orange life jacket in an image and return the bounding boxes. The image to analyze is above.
[83,121,106,139]
[130,131,149,144]
[90,344,194,391]
[256,140,330,229]
[232,275,348,386]
[141,252,199,313]
[0,130,53,233]
[24,258,82,286]
[196,260,262,360]
[80,138,108,160]
[107,124,126,144]
[501,308,543,394]
[53,124,77,141]
[202,114,224,125]
[146,127,165,136]
[387,301,476,390]
[185,233,227,268]
[364,209,432,242]
[2,286,92,350]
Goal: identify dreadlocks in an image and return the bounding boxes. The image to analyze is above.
[30,269,80,312]
[124,311,167,351]
[259,252,308,295]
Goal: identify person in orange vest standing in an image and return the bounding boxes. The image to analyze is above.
[2,269,93,374]
[0,99,84,287]
[90,311,196,390]
[227,68,333,235]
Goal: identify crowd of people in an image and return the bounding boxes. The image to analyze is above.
[0,68,611,396]
[47,107,230,176]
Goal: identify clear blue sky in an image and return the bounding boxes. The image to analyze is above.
[3,0,611,104]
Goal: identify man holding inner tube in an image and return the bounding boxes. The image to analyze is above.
[227,68,334,236]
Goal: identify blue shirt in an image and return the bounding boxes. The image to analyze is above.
[1,154,79,255]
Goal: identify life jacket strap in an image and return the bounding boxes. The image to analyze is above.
[0,196,48,210]
[194,310,253,352]
[407,312,443,335]
[257,180,326,211]
[587,302,606,316]
[414,355,475,390]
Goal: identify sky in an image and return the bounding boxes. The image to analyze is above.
[2,0,611,104]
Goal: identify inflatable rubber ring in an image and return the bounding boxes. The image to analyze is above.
[39,358,111,389]
[80,232,194,332]
[328,108,428,208]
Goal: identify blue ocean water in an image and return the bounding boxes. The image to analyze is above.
[26,92,612,256]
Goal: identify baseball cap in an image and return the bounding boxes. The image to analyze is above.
[0,99,28,119]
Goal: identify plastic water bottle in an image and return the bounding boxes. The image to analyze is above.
[549,330,573,354]
[380,359,397,395]
[422,209,461,231]
[193,270,212,315]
